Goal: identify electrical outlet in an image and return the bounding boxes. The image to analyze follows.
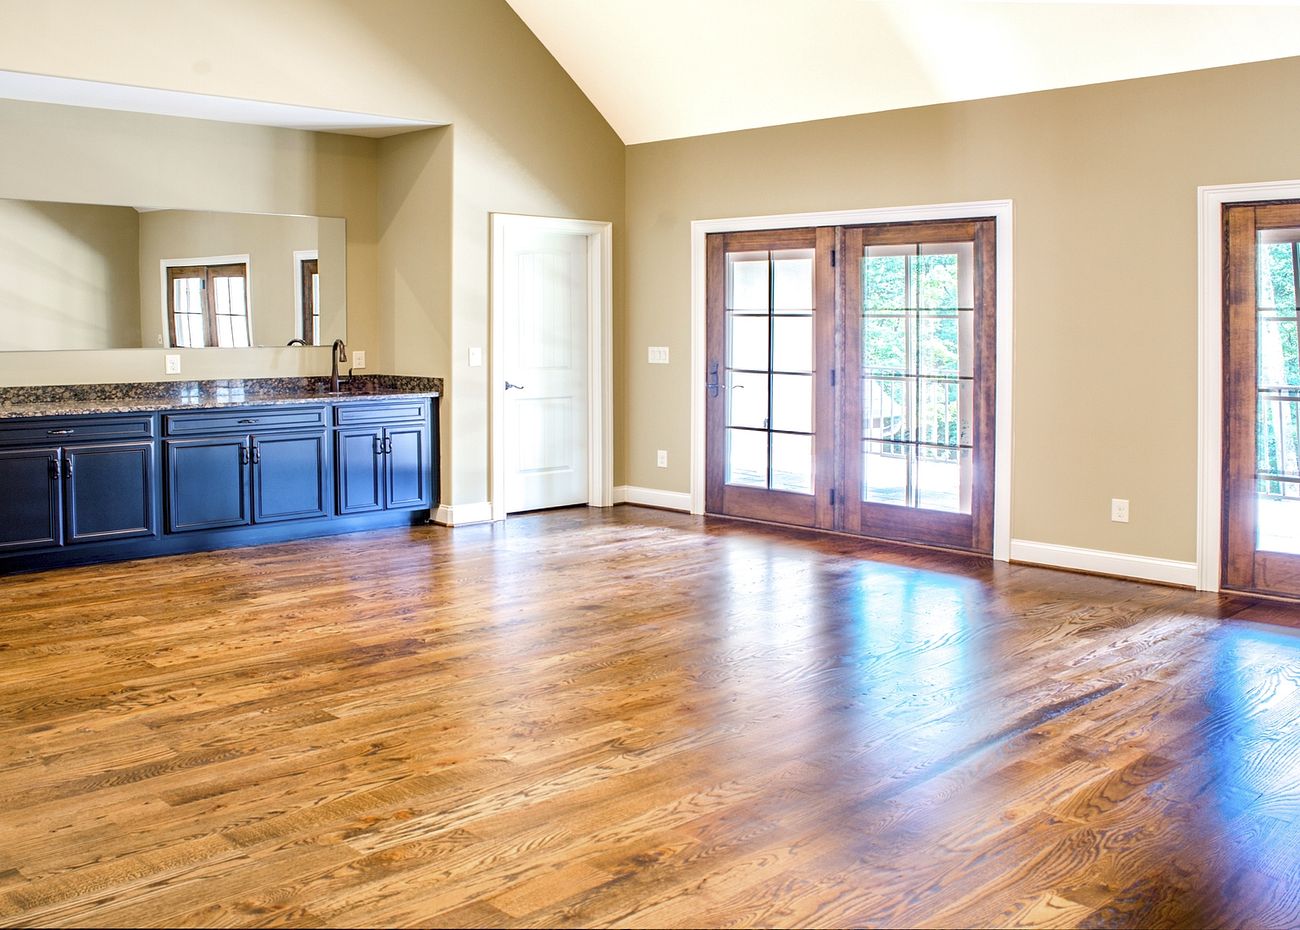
[468,347,483,367]
[1111,498,1130,523]
[352,350,366,370]
[656,450,668,468]
[165,354,181,374]
[648,346,670,364]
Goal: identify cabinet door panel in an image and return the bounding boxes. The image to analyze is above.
[252,432,329,524]
[166,438,250,533]
[336,429,383,515]
[0,447,61,551]
[64,442,156,544]
[386,425,431,510]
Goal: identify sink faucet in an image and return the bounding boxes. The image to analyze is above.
[331,339,349,393]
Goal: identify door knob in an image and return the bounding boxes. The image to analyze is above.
[505,381,526,391]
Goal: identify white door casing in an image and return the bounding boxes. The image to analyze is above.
[491,215,613,520]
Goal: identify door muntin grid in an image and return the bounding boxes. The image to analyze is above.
[1256,228,1300,554]
[861,241,974,514]
[724,248,816,495]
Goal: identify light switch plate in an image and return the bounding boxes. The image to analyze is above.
[657,450,668,468]
[469,347,483,367]
[1111,498,1130,523]
[352,350,366,370]
[165,354,181,374]
[648,346,670,364]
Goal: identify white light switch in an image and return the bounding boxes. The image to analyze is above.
[469,347,483,367]
[352,350,366,370]
[165,354,181,374]
[1111,498,1130,523]
[648,346,670,364]
[657,450,668,468]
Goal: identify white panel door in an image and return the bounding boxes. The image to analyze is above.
[503,227,589,513]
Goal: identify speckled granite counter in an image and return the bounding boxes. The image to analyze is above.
[0,375,441,420]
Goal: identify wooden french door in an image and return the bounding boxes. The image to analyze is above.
[1223,201,1300,597]
[705,218,997,554]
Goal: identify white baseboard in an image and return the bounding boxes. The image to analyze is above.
[613,485,692,512]
[1009,538,1199,588]
[433,501,495,526]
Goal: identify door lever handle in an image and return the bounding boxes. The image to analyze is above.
[505,381,526,391]
[706,361,720,398]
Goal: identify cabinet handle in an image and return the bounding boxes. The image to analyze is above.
[384,437,394,455]
[46,428,75,436]
[238,418,258,425]
[239,446,250,465]
[374,436,384,456]
[251,444,261,465]
[49,458,61,480]
[62,457,72,479]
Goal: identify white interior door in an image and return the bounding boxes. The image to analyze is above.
[503,227,590,513]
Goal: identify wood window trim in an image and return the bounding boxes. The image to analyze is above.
[300,257,319,346]
[166,262,249,349]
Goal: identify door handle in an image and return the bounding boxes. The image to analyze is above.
[707,361,720,398]
[505,381,526,391]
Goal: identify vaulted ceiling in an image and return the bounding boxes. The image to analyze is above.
[506,0,1300,144]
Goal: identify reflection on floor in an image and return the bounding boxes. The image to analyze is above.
[1,506,1299,928]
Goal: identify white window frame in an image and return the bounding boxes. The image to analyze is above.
[689,200,1014,561]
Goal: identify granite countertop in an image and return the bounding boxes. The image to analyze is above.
[0,375,442,421]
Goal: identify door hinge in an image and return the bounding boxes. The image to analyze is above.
[829,488,836,505]
[831,368,836,387]
[831,249,837,268]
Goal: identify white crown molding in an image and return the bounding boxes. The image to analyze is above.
[0,68,441,137]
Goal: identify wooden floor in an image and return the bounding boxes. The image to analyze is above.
[2,507,1300,928]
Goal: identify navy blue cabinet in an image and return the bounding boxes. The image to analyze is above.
[252,432,330,524]
[0,396,436,571]
[0,447,61,551]
[166,436,251,533]
[335,419,432,515]
[64,441,156,544]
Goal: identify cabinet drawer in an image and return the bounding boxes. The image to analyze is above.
[0,415,155,446]
[164,406,326,436]
[333,400,429,426]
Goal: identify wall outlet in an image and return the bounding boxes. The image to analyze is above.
[165,354,181,374]
[352,350,366,370]
[648,346,670,364]
[1111,498,1130,523]
[468,346,483,367]
[657,449,668,468]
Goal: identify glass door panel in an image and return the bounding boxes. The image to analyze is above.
[843,220,995,552]
[705,230,834,529]
[1224,205,1300,596]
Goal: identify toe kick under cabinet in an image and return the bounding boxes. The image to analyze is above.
[0,396,438,572]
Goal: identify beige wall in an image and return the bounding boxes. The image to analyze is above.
[137,209,345,347]
[0,0,626,509]
[0,198,140,350]
[625,56,1300,563]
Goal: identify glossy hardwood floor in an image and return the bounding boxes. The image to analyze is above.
[2,507,1299,929]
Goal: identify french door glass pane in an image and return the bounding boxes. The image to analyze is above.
[861,241,973,513]
[723,248,816,496]
[1256,230,1300,553]
[727,429,767,488]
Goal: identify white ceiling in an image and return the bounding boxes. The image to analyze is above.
[506,0,1300,144]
